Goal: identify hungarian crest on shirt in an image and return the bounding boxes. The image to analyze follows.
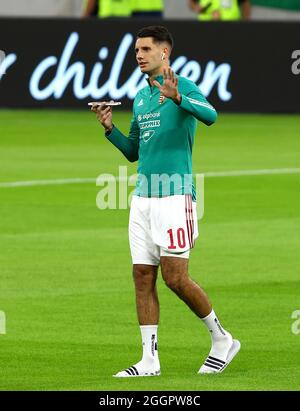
[159,94,165,104]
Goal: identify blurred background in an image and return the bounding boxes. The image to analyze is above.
[0,0,300,392]
[0,0,300,19]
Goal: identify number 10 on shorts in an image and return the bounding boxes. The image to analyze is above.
[167,228,186,249]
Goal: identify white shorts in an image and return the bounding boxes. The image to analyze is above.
[129,194,199,266]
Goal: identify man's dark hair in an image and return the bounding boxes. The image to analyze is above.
[137,26,174,50]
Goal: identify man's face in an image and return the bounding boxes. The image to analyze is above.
[135,37,165,75]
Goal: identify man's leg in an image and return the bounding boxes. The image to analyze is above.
[114,196,162,377]
[113,264,161,377]
[160,256,240,374]
[160,256,211,318]
[133,264,159,325]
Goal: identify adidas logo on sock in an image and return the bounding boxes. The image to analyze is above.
[151,334,155,356]
[214,318,226,336]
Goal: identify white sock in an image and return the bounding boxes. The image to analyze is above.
[201,309,232,361]
[138,325,159,369]
[113,325,160,377]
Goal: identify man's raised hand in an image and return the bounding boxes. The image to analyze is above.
[152,68,181,104]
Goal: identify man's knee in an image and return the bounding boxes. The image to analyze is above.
[133,264,157,292]
[160,256,189,293]
[162,270,187,293]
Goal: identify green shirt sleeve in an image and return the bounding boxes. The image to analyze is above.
[105,114,139,163]
[178,79,218,126]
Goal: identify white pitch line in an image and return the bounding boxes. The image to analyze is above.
[203,167,300,177]
[0,177,95,188]
[0,168,300,188]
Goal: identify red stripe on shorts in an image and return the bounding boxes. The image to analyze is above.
[185,194,192,249]
[190,195,195,248]
[188,194,194,249]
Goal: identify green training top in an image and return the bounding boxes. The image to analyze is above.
[105,75,217,199]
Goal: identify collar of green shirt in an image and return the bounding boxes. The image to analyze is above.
[146,74,164,89]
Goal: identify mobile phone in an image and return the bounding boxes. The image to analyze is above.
[88,101,121,107]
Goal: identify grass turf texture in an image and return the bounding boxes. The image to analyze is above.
[0,110,300,391]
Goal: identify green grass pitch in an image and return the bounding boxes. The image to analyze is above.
[0,110,300,391]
